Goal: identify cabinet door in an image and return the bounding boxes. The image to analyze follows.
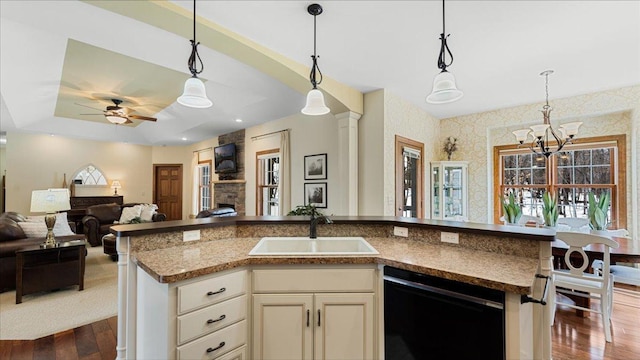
[314,293,375,360]
[253,294,313,360]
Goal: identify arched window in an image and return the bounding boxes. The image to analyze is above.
[73,164,107,185]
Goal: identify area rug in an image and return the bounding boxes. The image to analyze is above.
[0,246,118,340]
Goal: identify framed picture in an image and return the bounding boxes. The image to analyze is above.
[304,153,327,180]
[304,182,327,208]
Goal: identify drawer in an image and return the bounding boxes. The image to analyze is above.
[178,270,247,314]
[215,345,247,360]
[177,320,246,360]
[253,268,376,293]
[178,295,247,345]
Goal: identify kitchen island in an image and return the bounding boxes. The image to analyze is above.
[111,216,555,359]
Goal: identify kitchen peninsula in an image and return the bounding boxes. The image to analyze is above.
[111,216,555,360]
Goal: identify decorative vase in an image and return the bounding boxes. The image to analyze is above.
[62,173,67,188]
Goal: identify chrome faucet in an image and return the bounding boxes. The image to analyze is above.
[309,212,332,239]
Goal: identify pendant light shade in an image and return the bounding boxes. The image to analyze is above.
[177,77,213,108]
[426,0,463,105]
[426,71,463,104]
[177,0,213,108]
[302,89,330,115]
[105,115,128,124]
[301,4,330,116]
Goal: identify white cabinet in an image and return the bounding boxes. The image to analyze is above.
[431,161,468,220]
[137,268,249,359]
[251,267,377,360]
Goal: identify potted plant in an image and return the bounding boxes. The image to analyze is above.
[588,191,610,233]
[500,191,522,225]
[541,191,559,227]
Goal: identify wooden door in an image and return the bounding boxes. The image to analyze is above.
[153,164,182,221]
[314,293,374,360]
[252,294,313,360]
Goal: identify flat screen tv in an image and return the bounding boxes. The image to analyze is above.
[214,143,237,174]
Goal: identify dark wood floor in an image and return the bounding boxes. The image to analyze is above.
[0,286,638,360]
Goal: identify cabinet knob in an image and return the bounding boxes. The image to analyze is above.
[206,314,226,324]
[206,342,225,353]
[206,288,226,296]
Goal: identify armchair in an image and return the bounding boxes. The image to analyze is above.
[82,203,166,246]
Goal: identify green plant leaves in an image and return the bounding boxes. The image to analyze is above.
[588,192,610,230]
[501,191,522,224]
[542,191,558,227]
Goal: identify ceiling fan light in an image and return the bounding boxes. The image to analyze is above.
[301,89,330,116]
[105,115,128,124]
[426,71,463,104]
[177,77,213,108]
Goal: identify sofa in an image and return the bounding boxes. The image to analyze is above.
[82,203,166,247]
[0,211,85,292]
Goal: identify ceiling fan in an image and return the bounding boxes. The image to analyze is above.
[78,99,157,124]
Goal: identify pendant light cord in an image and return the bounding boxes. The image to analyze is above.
[309,11,323,89]
[437,0,454,72]
[187,0,205,78]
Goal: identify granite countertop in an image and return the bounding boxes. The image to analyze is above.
[133,237,540,295]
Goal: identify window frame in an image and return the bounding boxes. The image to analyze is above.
[256,149,280,216]
[493,135,626,229]
[197,160,212,212]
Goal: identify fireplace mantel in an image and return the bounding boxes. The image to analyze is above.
[213,180,246,184]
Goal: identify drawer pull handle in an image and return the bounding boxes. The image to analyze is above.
[206,314,226,324]
[206,288,226,296]
[317,309,321,327]
[206,342,225,353]
[306,309,310,327]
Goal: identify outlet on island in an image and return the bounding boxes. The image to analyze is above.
[441,231,459,244]
[183,230,201,242]
[393,226,409,237]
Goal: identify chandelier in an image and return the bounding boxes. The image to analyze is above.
[512,70,582,158]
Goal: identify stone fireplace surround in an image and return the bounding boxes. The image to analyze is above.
[214,130,246,215]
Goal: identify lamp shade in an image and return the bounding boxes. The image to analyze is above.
[177,77,213,108]
[529,124,550,138]
[426,71,463,104]
[512,129,531,144]
[30,189,70,213]
[111,180,122,190]
[559,122,582,137]
[105,115,128,124]
[301,89,330,115]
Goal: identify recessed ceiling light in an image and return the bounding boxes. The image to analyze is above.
[235,118,243,123]
[181,137,187,141]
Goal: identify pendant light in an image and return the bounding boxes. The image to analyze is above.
[177,0,213,108]
[426,0,463,104]
[301,3,330,116]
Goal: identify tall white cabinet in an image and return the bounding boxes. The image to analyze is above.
[431,161,468,220]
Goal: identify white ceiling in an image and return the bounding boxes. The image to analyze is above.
[1,1,639,146]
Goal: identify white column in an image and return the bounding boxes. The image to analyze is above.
[115,236,136,360]
[336,111,361,215]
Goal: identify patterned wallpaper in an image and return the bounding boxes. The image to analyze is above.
[439,85,640,236]
[383,90,440,216]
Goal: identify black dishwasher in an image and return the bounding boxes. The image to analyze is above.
[384,266,505,359]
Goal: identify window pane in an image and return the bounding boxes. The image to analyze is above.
[517,169,531,185]
[557,152,572,166]
[592,149,610,165]
[557,168,572,184]
[532,168,546,184]
[592,166,611,184]
[574,150,591,166]
[518,154,531,168]
[503,155,516,169]
[573,167,590,184]
[504,169,516,185]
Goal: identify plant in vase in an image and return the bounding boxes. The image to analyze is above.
[588,192,610,233]
[500,192,522,225]
[541,191,558,227]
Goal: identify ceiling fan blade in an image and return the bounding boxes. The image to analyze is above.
[128,114,157,122]
[74,102,105,111]
[79,113,105,116]
[124,119,134,124]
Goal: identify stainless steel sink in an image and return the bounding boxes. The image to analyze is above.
[248,237,379,256]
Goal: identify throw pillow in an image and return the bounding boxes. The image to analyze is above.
[119,205,142,224]
[17,221,48,238]
[139,204,158,222]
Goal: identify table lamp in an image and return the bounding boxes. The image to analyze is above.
[111,180,122,195]
[30,188,71,247]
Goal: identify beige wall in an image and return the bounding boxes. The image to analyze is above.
[383,90,441,216]
[358,90,385,215]
[439,85,640,237]
[6,132,153,214]
[244,112,340,216]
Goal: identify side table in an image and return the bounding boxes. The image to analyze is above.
[15,240,87,304]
